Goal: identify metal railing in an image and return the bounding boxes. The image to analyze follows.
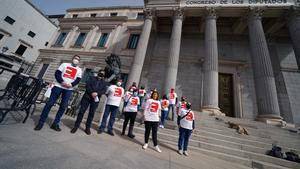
[0,66,46,123]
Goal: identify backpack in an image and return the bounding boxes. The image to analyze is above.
[285,151,300,163]
[267,145,284,159]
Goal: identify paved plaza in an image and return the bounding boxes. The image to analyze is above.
[0,105,251,169]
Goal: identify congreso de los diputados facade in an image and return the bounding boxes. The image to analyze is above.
[31,0,300,125]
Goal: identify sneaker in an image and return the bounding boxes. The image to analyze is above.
[178,150,183,155]
[159,125,163,128]
[50,124,61,132]
[85,128,91,135]
[183,151,189,156]
[34,123,43,131]
[70,127,78,134]
[107,131,114,136]
[155,146,162,153]
[142,143,148,150]
[161,125,164,129]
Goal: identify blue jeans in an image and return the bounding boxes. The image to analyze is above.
[138,96,144,110]
[178,127,192,151]
[99,104,119,132]
[39,86,73,125]
[168,104,175,121]
[160,110,168,126]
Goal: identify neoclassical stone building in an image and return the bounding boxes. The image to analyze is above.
[31,0,300,125]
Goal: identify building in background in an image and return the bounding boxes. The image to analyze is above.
[31,0,300,125]
[0,0,57,80]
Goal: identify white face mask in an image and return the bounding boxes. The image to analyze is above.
[72,59,79,65]
[117,82,122,86]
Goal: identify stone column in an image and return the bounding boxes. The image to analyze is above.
[202,8,222,115]
[64,26,79,49]
[247,8,283,123]
[85,25,99,50]
[163,8,184,94]
[126,9,153,88]
[111,24,123,53]
[287,7,300,69]
[49,28,61,47]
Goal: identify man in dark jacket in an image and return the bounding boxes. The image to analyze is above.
[71,69,108,135]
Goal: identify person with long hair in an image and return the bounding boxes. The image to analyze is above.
[142,91,162,153]
[159,94,169,128]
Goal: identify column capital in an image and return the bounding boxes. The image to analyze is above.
[173,7,184,20]
[71,25,79,31]
[205,7,218,20]
[248,7,264,20]
[90,25,99,31]
[144,8,154,20]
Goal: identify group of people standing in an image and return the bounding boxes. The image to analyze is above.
[34,55,195,156]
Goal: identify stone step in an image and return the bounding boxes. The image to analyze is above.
[113,127,293,169]
[113,122,300,169]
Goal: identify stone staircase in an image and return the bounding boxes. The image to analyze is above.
[113,112,300,169]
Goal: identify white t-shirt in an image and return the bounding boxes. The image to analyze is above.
[144,99,161,122]
[124,91,133,102]
[176,101,187,115]
[124,96,140,112]
[160,99,169,111]
[55,63,82,90]
[138,89,146,97]
[179,109,195,130]
[106,85,124,107]
[168,92,177,105]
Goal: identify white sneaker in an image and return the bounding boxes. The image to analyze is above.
[178,150,183,155]
[155,146,162,153]
[159,125,163,128]
[142,143,148,150]
[161,125,164,129]
[183,151,189,156]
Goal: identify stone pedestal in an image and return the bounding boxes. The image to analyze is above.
[164,8,183,94]
[126,9,153,88]
[202,8,223,116]
[247,8,283,123]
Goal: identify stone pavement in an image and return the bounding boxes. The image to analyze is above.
[0,105,251,169]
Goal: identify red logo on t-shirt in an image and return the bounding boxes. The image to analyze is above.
[131,98,138,106]
[181,102,187,108]
[150,102,159,113]
[162,100,168,107]
[170,93,175,99]
[185,112,193,121]
[114,88,122,97]
[139,89,144,95]
[63,66,77,79]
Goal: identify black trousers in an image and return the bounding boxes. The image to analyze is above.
[74,95,99,129]
[144,121,159,146]
[122,111,137,133]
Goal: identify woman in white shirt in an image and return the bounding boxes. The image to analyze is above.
[177,102,195,156]
[142,91,162,153]
[121,89,140,138]
[159,95,169,128]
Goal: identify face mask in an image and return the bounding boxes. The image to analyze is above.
[98,72,104,78]
[133,92,138,96]
[117,82,122,86]
[72,59,79,65]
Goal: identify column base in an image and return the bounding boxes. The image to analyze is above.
[256,114,285,126]
[202,106,225,116]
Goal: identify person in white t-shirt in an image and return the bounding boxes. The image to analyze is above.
[34,55,82,132]
[159,94,169,128]
[176,96,187,117]
[138,86,146,111]
[98,78,124,136]
[121,89,140,138]
[177,102,195,156]
[167,88,178,121]
[142,91,162,153]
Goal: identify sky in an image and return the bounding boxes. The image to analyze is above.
[30,0,144,15]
